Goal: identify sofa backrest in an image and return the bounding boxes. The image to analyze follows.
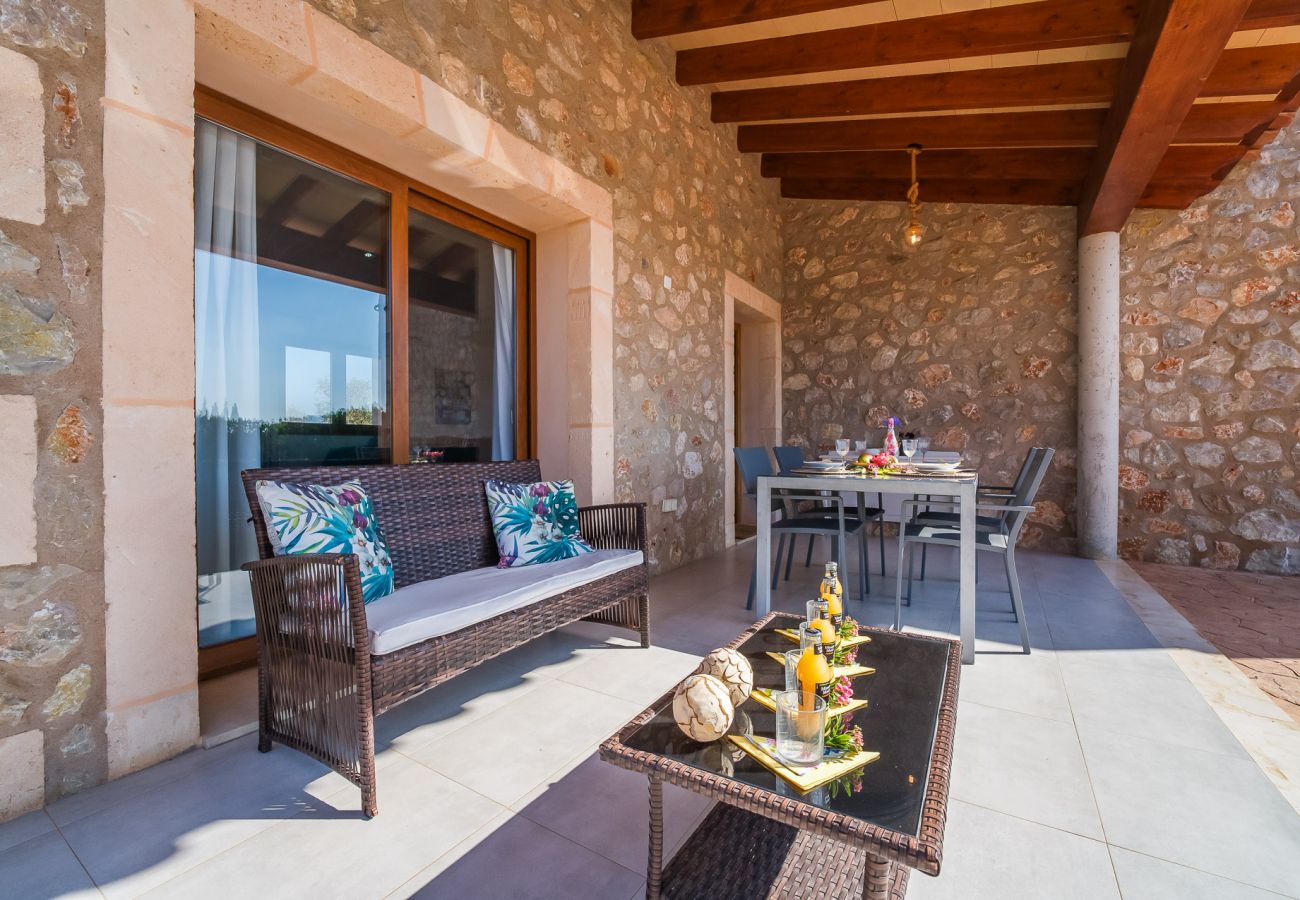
[241,459,543,587]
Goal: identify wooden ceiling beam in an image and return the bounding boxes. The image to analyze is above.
[676,0,1136,87]
[780,177,1083,206]
[630,0,871,40]
[760,144,1250,183]
[762,148,1097,181]
[1203,43,1300,96]
[713,42,1300,124]
[734,102,1281,153]
[1077,0,1254,236]
[1241,0,1300,29]
[712,58,1122,123]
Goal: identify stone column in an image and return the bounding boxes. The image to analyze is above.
[1077,231,1120,559]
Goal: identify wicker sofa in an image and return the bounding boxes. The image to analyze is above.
[240,459,649,817]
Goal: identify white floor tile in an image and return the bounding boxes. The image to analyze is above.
[1082,729,1300,897]
[905,800,1120,900]
[138,756,503,899]
[1109,846,1285,900]
[950,701,1104,840]
[406,680,639,807]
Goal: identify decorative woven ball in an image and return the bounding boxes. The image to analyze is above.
[672,674,735,742]
[694,647,754,706]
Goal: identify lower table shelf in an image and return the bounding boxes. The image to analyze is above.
[659,802,910,900]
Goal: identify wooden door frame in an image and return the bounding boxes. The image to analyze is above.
[194,88,536,677]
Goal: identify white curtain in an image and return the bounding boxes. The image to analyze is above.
[491,243,516,460]
[195,120,261,577]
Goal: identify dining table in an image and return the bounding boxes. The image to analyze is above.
[754,459,980,665]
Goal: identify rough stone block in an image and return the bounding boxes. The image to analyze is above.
[0,46,45,224]
[0,730,44,820]
[0,395,37,566]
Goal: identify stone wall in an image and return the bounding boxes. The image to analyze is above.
[1117,123,1300,575]
[0,1,107,818]
[781,202,1080,552]
[307,0,786,570]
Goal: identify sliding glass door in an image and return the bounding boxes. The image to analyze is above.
[193,100,532,673]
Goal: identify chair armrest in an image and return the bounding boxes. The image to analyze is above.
[579,503,647,553]
[979,504,1036,513]
[979,485,1015,494]
[242,553,371,657]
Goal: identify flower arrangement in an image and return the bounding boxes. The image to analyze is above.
[824,713,865,753]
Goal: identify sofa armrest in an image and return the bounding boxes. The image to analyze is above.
[579,503,648,554]
[242,553,372,658]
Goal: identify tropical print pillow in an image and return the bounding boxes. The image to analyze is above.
[254,479,395,603]
[484,479,594,568]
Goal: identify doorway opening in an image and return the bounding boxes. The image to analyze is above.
[723,273,782,548]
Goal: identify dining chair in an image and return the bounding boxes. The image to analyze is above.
[772,445,889,583]
[912,447,1046,580]
[734,448,869,609]
[892,448,1054,654]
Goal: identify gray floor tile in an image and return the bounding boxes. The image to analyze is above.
[1109,847,1286,900]
[950,701,1104,839]
[905,799,1120,900]
[373,657,548,755]
[60,736,332,898]
[403,813,644,899]
[514,753,713,875]
[556,643,702,705]
[1081,729,1300,897]
[407,680,639,807]
[138,756,504,899]
[0,831,99,899]
[957,649,1072,722]
[1063,659,1249,758]
[0,808,55,854]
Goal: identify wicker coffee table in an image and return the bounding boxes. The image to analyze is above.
[599,612,960,899]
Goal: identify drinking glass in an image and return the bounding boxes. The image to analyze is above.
[853,440,867,455]
[783,649,803,692]
[917,437,931,460]
[902,438,918,461]
[774,690,827,766]
[834,438,850,465]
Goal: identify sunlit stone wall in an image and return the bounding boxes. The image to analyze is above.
[1117,123,1300,575]
[780,202,1080,553]
[0,0,107,818]
[309,0,786,571]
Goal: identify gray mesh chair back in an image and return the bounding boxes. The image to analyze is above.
[999,447,1054,542]
[772,445,805,474]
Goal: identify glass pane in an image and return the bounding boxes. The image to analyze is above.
[407,207,516,464]
[194,118,391,648]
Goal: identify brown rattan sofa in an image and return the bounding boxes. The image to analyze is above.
[240,459,649,817]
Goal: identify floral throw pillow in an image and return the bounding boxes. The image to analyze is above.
[484,479,595,568]
[254,479,395,604]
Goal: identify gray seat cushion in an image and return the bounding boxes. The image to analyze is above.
[366,549,644,655]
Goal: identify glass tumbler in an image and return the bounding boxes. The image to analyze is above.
[783,649,803,692]
[773,690,827,766]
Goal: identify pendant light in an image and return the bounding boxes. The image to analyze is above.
[903,143,925,247]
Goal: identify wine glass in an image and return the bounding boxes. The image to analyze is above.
[853,440,867,457]
[835,438,850,467]
[917,436,931,461]
[902,439,918,463]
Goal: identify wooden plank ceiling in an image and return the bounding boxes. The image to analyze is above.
[631,0,1300,219]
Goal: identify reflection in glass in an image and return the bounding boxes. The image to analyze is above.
[194,118,390,648]
[406,207,516,464]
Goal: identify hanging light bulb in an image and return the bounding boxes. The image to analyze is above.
[903,143,925,247]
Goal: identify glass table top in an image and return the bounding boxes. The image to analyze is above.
[622,618,952,838]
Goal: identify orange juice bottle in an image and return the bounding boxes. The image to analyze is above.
[824,565,844,633]
[828,561,844,607]
[809,596,837,657]
[796,632,832,708]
